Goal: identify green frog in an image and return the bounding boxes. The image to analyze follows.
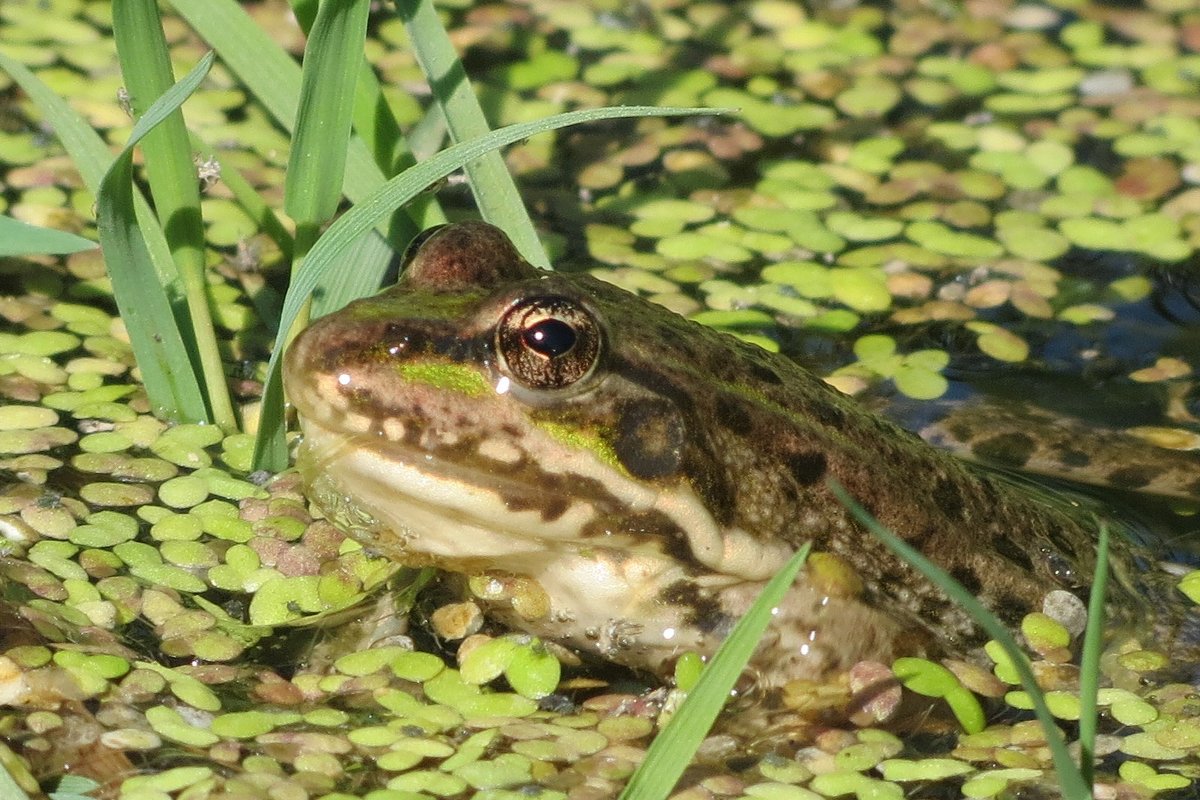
[283,221,1196,687]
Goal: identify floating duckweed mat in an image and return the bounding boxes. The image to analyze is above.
[1,0,1200,797]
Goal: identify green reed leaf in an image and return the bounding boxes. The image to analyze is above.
[620,544,812,800]
[285,0,370,231]
[96,52,216,424]
[396,0,548,267]
[0,215,95,256]
[829,479,1092,800]
[1078,522,1109,787]
[113,0,236,429]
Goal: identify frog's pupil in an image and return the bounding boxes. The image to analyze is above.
[523,318,576,357]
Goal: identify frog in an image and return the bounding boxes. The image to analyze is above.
[283,220,1197,688]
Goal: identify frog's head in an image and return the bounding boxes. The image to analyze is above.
[284,222,823,675]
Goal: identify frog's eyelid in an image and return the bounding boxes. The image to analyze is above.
[400,224,449,272]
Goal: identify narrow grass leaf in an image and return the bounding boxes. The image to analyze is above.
[174,0,427,312]
[1077,522,1109,787]
[285,0,370,230]
[97,53,215,424]
[620,543,812,800]
[170,0,417,218]
[397,0,548,267]
[282,0,443,230]
[828,479,1091,800]
[252,104,727,471]
[311,229,399,319]
[0,215,96,256]
[113,0,236,429]
[113,0,206,271]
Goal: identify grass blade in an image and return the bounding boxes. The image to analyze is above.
[113,0,205,267]
[620,543,812,800]
[396,0,549,267]
[1077,522,1109,787]
[172,0,426,336]
[96,52,216,423]
[169,0,413,216]
[284,0,370,235]
[113,0,237,429]
[0,215,96,256]
[310,228,399,319]
[828,479,1091,800]
[252,104,728,471]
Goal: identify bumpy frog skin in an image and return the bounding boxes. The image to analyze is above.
[284,221,1189,686]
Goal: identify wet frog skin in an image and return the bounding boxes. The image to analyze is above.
[284,221,1185,686]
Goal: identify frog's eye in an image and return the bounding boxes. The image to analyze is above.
[496,296,602,391]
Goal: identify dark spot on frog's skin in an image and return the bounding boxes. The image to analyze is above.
[714,395,753,435]
[1189,476,1200,497]
[1058,448,1091,468]
[945,421,974,442]
[992,593,1030,626]
[615,399,686,479]
[660,580,728,635]
[932,475,965,518]
[810,402,846,430]
[920,595,951,621]
[971,432,1037,467]
[786,451,827,486]
[949,566,981,595]
[1107,464,1156,490]
[539,496,570,523]
[750,362,783,385]
[991,535,1036,573]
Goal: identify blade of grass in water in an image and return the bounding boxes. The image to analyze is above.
[620,543,812,800]
[828,479,1092,800]
[251,104,729,471]
[0,215,96,256]
[285,0,369,244]
[173,0,424,332]
[1078,521,1109,787]
[283,0,371,338]
[170,0,417,218]
[96,53,216,423]
[0,48,208,424]
[113,0,236,429]
[396,0,549,268]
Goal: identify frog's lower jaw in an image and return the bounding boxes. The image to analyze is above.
[298,422,928,683]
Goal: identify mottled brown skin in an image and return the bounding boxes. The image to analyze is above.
[288,222,1187,678]
[922,401,1200,501]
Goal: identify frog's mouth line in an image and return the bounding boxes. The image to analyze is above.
[295,408,800,584]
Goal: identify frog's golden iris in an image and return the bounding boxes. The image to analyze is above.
[284,221,1195,687]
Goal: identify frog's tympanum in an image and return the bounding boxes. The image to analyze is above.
[284,221,1191,687]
